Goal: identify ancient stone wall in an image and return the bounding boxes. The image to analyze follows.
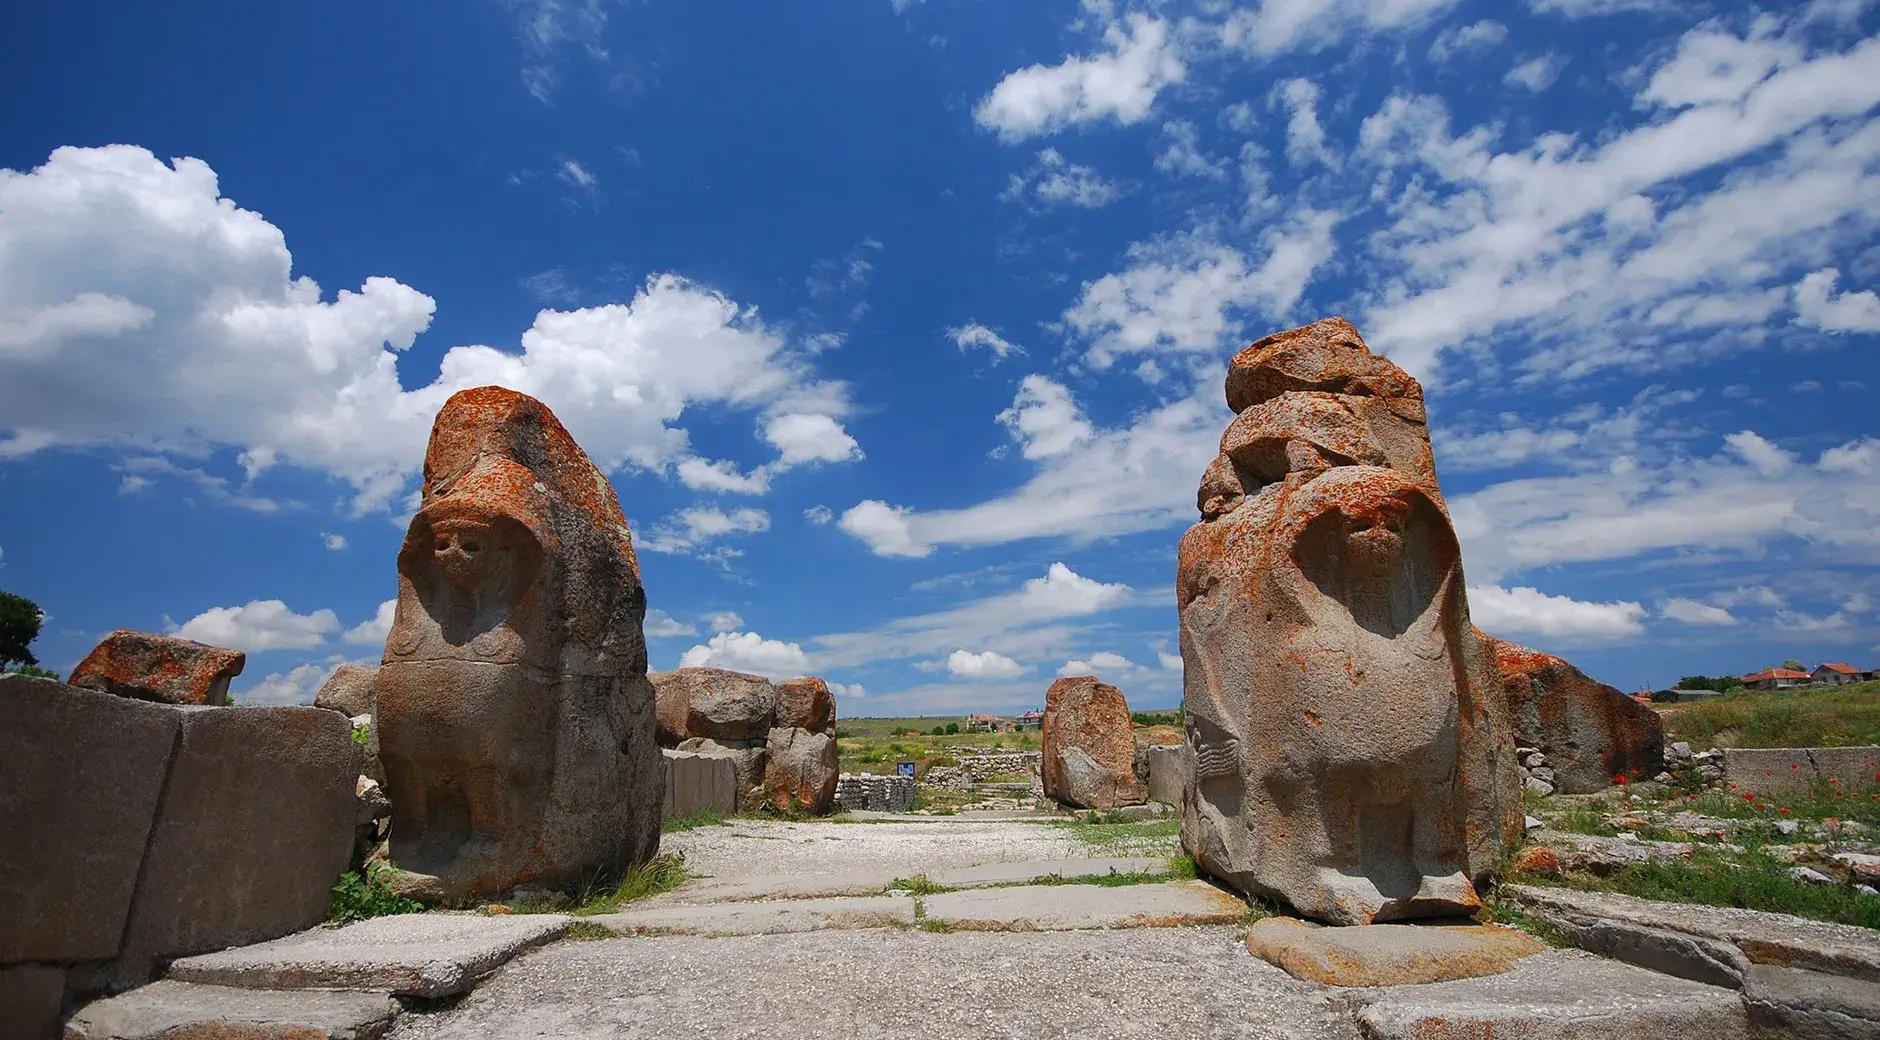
[834,773,916,813]
[662,749,739,821]
[0,675,358,1021]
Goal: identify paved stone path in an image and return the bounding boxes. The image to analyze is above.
[68,816,1832,1038]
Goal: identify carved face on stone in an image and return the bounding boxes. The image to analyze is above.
[1293,487,1453,641]
[407,495,543,649]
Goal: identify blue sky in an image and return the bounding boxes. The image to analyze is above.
[2,0,1877,714]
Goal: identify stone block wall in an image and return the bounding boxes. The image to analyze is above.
[834,773,916,812]
[0,675,360,1021]
[1146,744,1185,805]
[1724,746,1880,801]
[662,749,738,821]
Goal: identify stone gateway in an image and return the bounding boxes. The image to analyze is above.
[376,386,661,902]
[1177,318,1522,925]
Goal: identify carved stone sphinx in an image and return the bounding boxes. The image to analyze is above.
[1178,318,1520,925]
[377,386,661,902]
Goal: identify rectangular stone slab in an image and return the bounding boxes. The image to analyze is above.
[65,980,400,1040]
[1506,883,1880,982]
[922,880,1246,931]
[591,894,915,936]
[121,704,363,969]
[166,913,571,998]
[646,869,904,905]
[0,676,178,962]
[924,857,1169,889]
[1351,948,1749,1039]
[1245,918,1546,987]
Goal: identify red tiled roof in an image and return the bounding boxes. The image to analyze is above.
[1742,668,1810,682]
[1817,662,1863,675]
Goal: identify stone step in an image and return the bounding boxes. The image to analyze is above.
[647,857,1170,905]
[922,880,1246,931]
[65,980,399,1040]
[923,856,1169,889]
[1743,962,1880,1039]
[1348,948,1749,1039]
[646,869,904,905]
[165,913,570,998]
[590,894,915,936]
[1245,917,1546,987]
[1505,883,1880,984]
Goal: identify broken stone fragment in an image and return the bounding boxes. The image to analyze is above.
[68,629,244,706]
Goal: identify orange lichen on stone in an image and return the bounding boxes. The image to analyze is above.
[1480,629,1664,794]
[1177,317,1521,927]
[68,630,244,706]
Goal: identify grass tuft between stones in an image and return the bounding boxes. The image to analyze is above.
[661,810,729,833]
[502,853,690,917]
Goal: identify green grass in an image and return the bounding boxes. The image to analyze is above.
[1050,814,1182,853]
[505,854,689,916]
[326,864,425,924]
[1478,899,1572,947]
[1546,802,1618,837]
[890,874,947,895]
[561,921,620,941]
[1666,781,1880,827]
[1519,848,1880,929]
[835,720,1043,775]
[1661,680,1880,751]
[661,810,728,833]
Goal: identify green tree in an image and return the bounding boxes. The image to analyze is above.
[1678,675,1744,693]
[0,591,44,669]
[1782,659,1806,672]
[929,725,945,736]
[944,722,960,735]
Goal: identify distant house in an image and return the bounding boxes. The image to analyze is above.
[1812,662,1873,685]
[965,713,1010,733]
[1741,668,1811,691]
[1650,687,1725,703]
[1014,709,1044,731]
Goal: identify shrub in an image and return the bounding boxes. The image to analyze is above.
[327,864,424,924]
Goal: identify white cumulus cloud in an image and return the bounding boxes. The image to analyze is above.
[173,599,341,651]
[975,15,1184,140]
[678,631,810,680]
[947,649,1026,678]
[1468,584,1647,640]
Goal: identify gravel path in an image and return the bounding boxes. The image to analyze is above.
[661,818,1101,880]
[388,927,1359,1040]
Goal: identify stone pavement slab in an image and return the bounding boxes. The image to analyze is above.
[166,913,570,998]
[65,980,399,1039]
[1506,883,1880,982]
[923,879,1246,931]
[384,927,1360,1040]
[591,894,915,936]
[1743,962,1880,1039]
[925,856,1168,888]
[646,868,903,904]
[1348,948,1749,1039]
[1244,917,1545,987]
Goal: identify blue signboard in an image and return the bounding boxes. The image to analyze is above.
[896,761,916,777]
